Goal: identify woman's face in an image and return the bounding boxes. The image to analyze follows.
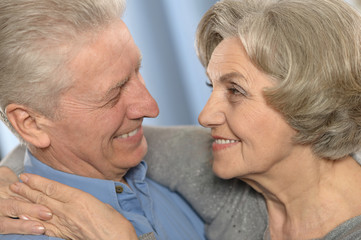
[198,38,298,180]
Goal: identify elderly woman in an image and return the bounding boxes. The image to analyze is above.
[153,0,361,238]
[2,0,361,239]
[194,0,361,238]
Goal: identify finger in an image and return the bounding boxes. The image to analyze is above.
[0,198,52,221]
[1,187,36,204]
[10,181,62,209]
[18,173,83,202]
[22,214,72,240]
[0,217,45,235]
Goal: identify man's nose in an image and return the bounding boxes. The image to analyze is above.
[126,76,160,120]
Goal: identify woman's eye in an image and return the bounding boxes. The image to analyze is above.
[205,81,213,88]
[228,84,247,96]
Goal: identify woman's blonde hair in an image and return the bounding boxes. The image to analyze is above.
[0,0,125,138]
[196,0,361,159]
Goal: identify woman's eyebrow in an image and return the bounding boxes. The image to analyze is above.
[206,71,247,84]
[219,72,247,83]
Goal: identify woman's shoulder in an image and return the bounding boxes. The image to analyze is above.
[319,215,361,240]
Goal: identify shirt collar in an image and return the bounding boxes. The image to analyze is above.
[24,149,148,212]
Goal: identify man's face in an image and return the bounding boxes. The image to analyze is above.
[41,20,159,181]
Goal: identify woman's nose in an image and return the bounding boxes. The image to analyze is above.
[198,93,225,128]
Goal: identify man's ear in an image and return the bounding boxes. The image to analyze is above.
[6,104,51,148]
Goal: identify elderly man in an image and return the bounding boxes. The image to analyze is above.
[0,0,206,239]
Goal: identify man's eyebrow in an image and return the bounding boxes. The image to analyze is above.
[101,55,143,102]
[100,78,129,103]
[136,55,143,71]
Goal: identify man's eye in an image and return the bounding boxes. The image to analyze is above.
[103,89,121,108]
[110,90,121,103]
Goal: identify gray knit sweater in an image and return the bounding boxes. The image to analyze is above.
[2,126,361,239]
[143,126,361,240]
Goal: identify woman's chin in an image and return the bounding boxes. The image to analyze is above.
[212,163,238,180]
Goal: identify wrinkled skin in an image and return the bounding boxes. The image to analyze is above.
[10,173,138,240]
[0,167,51,235]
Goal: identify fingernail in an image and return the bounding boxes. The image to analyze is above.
[32,225,45,234]
[40,210,52,220]
[20,215,30,220]
[19,174,29,183]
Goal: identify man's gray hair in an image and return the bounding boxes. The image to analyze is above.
[0,0,126,140]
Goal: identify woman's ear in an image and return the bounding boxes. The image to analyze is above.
[6,104,51,148]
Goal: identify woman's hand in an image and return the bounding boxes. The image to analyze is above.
[10,173,138,240]
[0,167,52,235]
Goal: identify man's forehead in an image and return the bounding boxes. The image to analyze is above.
[69,21,139,75]
[65,20,141,100]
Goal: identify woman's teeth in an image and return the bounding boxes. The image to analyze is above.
[214,139,238,144]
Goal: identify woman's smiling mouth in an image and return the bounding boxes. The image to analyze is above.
[212,137,240,151]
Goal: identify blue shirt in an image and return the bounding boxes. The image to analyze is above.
[1,150,205,240]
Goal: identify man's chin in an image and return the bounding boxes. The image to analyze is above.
[120,139,148,167]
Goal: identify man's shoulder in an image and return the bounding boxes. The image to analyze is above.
[0,145,26,175]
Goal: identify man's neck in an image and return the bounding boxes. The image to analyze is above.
[29,146,129,183]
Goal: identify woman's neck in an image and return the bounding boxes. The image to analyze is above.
[242,152,361,240]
